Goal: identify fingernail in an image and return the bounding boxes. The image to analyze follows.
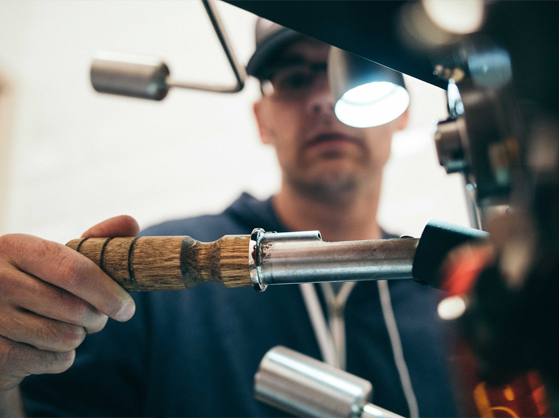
[115,302,136,321]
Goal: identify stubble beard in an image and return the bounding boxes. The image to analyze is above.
[286,166,363,206]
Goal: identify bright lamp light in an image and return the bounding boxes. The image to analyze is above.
[328,47,410,128]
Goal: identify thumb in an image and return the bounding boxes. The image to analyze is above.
[81,215,140,238]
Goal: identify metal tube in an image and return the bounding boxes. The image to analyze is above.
[90,0,245,100]
[463,179,482,230]
[361,404,403,418]
[255,231,418,286]
[254,346,373,418]
[201,0,246,93]
[90,52,170,101]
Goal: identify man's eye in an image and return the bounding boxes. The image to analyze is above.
[276,71,314,90]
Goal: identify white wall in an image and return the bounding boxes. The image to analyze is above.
[0,0,469,243]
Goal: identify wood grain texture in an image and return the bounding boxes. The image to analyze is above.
[66,235,252,292]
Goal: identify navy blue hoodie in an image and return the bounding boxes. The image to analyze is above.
[21,193,456,417]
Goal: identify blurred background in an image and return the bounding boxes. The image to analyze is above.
[0,0,469,243]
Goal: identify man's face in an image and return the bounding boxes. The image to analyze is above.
[254,38,408,203]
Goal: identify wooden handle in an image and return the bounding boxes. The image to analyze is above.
[66,235,252,292]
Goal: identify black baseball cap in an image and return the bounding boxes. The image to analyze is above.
[246,18,304,80]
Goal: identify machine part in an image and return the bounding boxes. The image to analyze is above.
[443,78,523,205]
[467,47,512,89]
[90,0,245,100]
[463,181,482,230]
[435,117,468,174]
[434,109,482,229]
[90,53,170,100]
[248,228,267,292]
[252,229,417,286]
[328,47,410,129]
[432,40,524,213]
[67,220,487,292]
[361,404,403,418]
[199,0,246,92]
[447,79,465,117]
[66,231,419,292]
[433,74,525,230]
[412,219,488,287]
[254,346,402,418]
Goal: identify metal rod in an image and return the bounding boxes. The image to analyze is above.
[254,346,403,418]
[251,230,418,289]
[201,0,246,93]
[361,404,403,418]
[463,178,483,230]
[254,346,374,418]
[167,79,240,93]
[90,0,245,100]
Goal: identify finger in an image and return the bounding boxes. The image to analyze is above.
[1,267,108,334]
[82,215,139,239]
[0,309,85,353]
[0,336,75,376]
[0,234,135,322]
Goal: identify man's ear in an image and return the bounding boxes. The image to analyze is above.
[395,106,410,131]
[253,99,273,145]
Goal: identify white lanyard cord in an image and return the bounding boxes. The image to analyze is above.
[299,282,356,370]
[320,281,357,370]
[299,283,339,368]
[377,280,420,418]
[300,280,419,418]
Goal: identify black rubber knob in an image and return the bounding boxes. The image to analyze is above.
[412,219,488,288]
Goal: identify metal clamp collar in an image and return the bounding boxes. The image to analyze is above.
[249,228,267,292]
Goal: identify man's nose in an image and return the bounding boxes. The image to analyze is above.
[306,75,335,116]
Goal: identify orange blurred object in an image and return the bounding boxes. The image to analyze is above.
[441,244,551,417]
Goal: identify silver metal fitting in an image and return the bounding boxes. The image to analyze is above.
[248,229,417,292]
[254,346,403,418]
[254,346,372,417]
[249,228,267,292]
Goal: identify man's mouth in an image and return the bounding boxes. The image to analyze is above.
[305,133,363,149]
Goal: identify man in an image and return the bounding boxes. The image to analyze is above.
[0,19,456,417]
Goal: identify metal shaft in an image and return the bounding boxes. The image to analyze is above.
[254,346,373,418]
[250,229,418,291]
[361,404,403,418]
[254,346,403,418]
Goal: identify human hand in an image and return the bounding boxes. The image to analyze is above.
[0,215,139,392]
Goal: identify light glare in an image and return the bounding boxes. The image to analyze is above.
[437,295,467,320]
[422,0,485,35]
[335,82,409,128]
[342,82,396,105]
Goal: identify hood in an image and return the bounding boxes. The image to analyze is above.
[225,192,288,233]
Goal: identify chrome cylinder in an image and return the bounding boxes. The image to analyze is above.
[91,52,169,100]
[250,229,418,288]
[361,404,404,418]
[254,346,372,418]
